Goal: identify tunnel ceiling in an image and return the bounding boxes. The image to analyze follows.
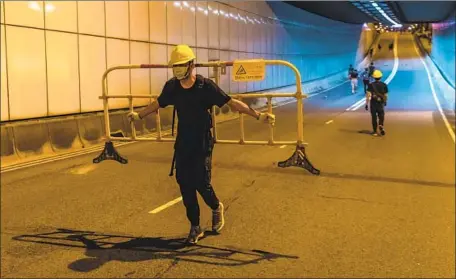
[285,1,456,24]
[391,1,456,23]
[284,1,373,24]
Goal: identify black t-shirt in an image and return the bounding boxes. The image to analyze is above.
[367,81,388,104]
[350,71,359,78]
[368,65,375,76]
[158,75,231,155]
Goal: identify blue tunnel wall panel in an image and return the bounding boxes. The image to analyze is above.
[431,11,456,87]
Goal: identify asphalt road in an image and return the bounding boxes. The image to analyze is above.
[1,33,455,278]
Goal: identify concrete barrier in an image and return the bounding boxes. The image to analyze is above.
[48,120,83,152]
[77,115,105,147]
[1,126,18,167]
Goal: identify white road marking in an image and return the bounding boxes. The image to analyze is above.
[279,145,287,148]
[346,99,365,111]
[413,41,455,143]
[325,120,334,124]
[149,197,183,214]
[348,34,399,111]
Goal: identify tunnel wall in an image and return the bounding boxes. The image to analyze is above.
[430,11,456,88]
[0,1,373,122]
[0,1,377,168]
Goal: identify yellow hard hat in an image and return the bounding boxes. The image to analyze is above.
[168,45,196,66]
[372,69,383,79]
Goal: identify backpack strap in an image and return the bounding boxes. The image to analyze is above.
[371,82,386,103]
[168,77,178,176]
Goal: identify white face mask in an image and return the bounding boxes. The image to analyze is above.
[173,64,190,80]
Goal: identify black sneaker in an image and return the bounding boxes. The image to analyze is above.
[212,202,225,233]
[186,226,204,245]
[371,131,378,136]
[379,126,385,136]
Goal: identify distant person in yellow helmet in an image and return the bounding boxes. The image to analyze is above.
[365,69,388,136]
[127,45,275,244]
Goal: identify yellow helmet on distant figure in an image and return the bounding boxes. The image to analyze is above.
[372,69,383,79]
[168,45,196,66]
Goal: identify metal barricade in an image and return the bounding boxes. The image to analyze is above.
[93,60,320,175]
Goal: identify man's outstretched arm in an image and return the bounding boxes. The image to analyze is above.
[127,100,160,121]
[227,99,261,119]
[227,99,275,125]
[138,100,160,119]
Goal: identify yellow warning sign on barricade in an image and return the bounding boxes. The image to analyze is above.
[232,59,266,82]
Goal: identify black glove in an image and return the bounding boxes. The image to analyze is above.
[365,105,368,111]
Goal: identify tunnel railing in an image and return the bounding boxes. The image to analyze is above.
[93,59,320,175]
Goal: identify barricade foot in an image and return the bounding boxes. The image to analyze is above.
[93,142,128,164]
[278,145,320,175]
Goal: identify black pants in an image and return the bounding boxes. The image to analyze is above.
[175,148,219,227]
[370,103,385,132]
[363,80,370,93]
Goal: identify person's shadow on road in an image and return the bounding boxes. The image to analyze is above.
[12,228,299,273]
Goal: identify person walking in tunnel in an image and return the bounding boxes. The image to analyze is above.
[349,68,359,94]
[368,62,375,77]
[377,43,382,51]
[388,41,394,51]
[127,45,275,244]
[348,64,354,76]
[361,68,370,94]
[369,48,374,58]
[365,70,388,136]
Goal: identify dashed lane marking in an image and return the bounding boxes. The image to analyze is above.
[149,197,183,214]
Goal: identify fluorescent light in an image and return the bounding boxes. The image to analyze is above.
[45,3,55,13]
[371,2,400,26]
[28,1,41,11]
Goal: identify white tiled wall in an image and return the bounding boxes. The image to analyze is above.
[130,41,150,107]
[207,2,219,49]
[6,26,47,120]
[0,0,365,121]
[105,1,129,39]
[196,1,208,48]
[46,31,80,116]
[77,1,104,36]
[4,1,45,28]
[45,1,77,33]
[129,1,149,42]
[1,23,9,121]
[79,35,106,113]
[149,2,166,43]
[106,38,130,109]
